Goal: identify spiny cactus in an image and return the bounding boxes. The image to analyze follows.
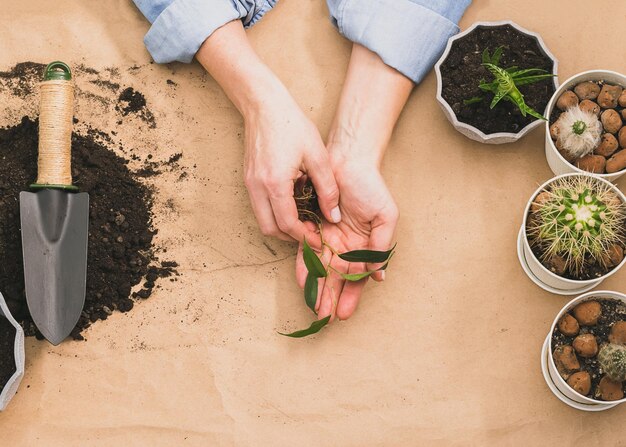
[527,175,626,275]
[598,343,626,382]
[557,105,602,158]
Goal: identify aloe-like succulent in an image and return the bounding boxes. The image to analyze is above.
[464,47,555,120]
[557,105,603,158]
[527,175,626,276]
[598,343,626,382]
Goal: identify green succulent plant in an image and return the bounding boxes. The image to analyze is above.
[598,343,626,382]
[464,46,555,120]
[527,176,626,276]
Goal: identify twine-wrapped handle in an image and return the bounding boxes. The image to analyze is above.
[34,61,76,190]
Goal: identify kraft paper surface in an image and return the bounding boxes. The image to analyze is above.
[1,0,626,445]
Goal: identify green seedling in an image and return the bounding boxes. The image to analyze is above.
[464,46,555,120]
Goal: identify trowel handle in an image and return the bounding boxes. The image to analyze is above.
[33,61,77,191]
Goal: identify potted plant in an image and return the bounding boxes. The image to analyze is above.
[545,70,626,181]
[518,174,626,295]
[0,291,24,411]
[435,20,558,144]
[542,290,626,411]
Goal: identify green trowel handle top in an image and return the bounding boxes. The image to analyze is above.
[32,61,77,191]
[43,61,72,81]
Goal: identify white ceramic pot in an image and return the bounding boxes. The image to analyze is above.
[544,70,626,181]
[519,173,626,294]
[542,290,626,411]
[434,20,559,144]
[0,292,24,411]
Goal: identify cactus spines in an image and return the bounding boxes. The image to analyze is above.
[527,176,626,276]
[598,343,626,382]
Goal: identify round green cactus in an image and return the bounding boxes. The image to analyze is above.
[598,343,626,382]
[527,176,626,275]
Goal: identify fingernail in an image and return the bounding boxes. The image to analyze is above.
[331,206,342,223]
[381,271,386,281]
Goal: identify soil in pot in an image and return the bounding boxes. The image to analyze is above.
[0,116,178,341]
[0,316,16,392]
[552,298,626,401]
[549,80,626,174]
[440,24,556,134]
[526,176,626,281]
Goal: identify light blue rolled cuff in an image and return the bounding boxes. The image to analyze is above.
[143,0,277,63]
[333,0,464,83]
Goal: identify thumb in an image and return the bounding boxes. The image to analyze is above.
[368,209,398,282]
[304,150,341,224]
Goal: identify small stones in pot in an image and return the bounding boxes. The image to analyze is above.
[550,80,626,174]
[552,298,626,401]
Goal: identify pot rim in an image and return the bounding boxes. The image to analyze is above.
[547,290,626,405]
[544,69,626,179]
[521,173,626,284]
[0,292,25,411]
[434,20,559,142]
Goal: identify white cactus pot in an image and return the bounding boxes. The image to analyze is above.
[544,70,626,182]
[518,173,626,294]
[0,292,24,411]
[434,20,559,144]
[542,290,626,411]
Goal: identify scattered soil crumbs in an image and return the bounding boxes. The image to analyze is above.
[0,62,46,96]
[117,87,155,128]
[552,299,626,399]
[0,117,177,341]
[439,24,556,134]
[0,316,16,390]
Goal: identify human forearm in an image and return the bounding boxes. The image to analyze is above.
[328,44,414,169]
[195,20,290,119]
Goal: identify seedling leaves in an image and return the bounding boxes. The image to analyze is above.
[339,260,391,281]
[304,273,318,312]
[278,315,331,338]
[303,239,327,278]
[338,243,396,263]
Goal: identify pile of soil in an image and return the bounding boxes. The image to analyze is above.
[0,117,176,340]
[552,299,626,400]
[439,24,556,134]
[549,81,626,174]
[0,316,16,390]
[117,87,155,128]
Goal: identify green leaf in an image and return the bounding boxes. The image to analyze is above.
[303,239,327,278]
[340,260,390,281]
[491,46,503,65]
[278,315,331,338]
[513,74,556,86]
[338,243,396,263]
[510,68,547,78]
[490,89,508,109]
[481,47,490,64]
[505,66,519,73]
[478,81,497,93]
[520,102,547,120]
[463,96,483,106]
[304,273,318,312]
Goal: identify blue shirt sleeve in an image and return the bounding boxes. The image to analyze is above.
[133,0,278,63]
[326,0,471,83]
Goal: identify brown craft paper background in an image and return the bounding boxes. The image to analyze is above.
[1,0,626,445]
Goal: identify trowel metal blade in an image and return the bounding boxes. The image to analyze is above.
[19,189,89,345]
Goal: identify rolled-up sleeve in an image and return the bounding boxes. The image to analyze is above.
[133,0,278,63]
[326,0,471,83]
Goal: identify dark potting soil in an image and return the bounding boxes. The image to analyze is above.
[552,299,626,400]
[439,24,556,135]
[0,117,177,341]
[0,316,16,391]
[117,87,156,128]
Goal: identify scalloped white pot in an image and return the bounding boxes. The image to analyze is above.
[543,290,626,411]
[0,292,24,411]
[544,70,626,182]
[434,20,559,144]
[518,173,626,294]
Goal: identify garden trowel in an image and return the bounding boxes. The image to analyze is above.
[20,62,89,345]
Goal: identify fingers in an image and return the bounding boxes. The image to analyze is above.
[368,204,399,282]
[336,262,368,320]
[304,150,341,224]
[247,191,292,241]
[268,189,319,242]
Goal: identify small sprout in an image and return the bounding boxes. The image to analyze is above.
[465,46,555,120]
[556,105,602,159]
